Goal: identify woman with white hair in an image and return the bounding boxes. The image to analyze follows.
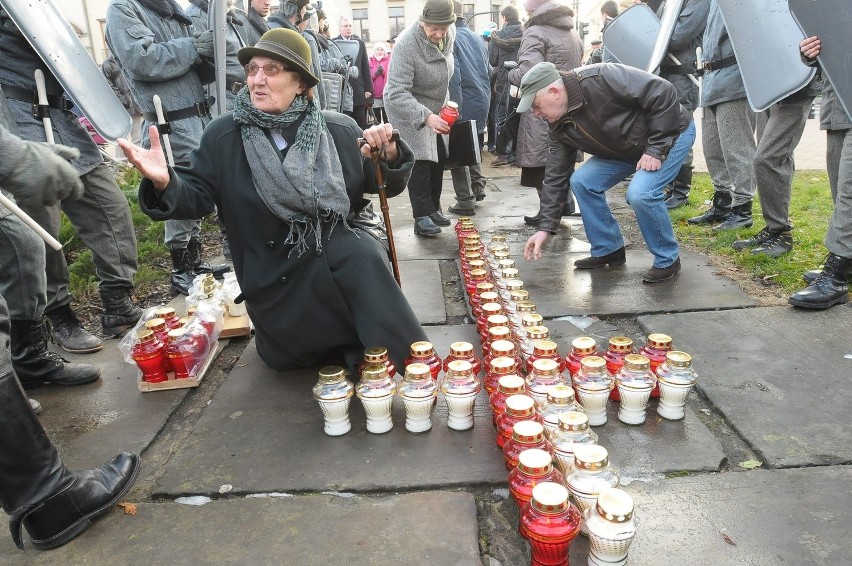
[369,42,390,124]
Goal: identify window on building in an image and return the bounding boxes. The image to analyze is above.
[388,6,405,39]
[492,3,501,27]
[463,3,475,30]
[99,19,109,60]
[352,8,370,42]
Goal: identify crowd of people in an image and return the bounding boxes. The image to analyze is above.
[0,0,848,553]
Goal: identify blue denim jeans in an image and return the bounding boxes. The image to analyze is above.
[571,121,696,268]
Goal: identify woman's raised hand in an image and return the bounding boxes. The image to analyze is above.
[360,122,399,163]
[117,125,171,191]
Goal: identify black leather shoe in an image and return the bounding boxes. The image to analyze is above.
[688,191,732,225]
[750,231,792,258]
[13,453,140,550]
[732,227,773,251]
[524,213,542,226]
[170,247,194,295]
[448,203,475,215]
[414,216,441,237]
[11,319,101,388]
[429,211,451,227]
[664,192,689,209]
[574,247,627,269]
[100,288,143,337]
[713,202,753,231]
[789,253,851,309]
[642,257,681,283]
[45,305,103,354]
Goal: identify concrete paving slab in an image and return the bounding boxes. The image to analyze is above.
[585,466,852,566]
[33,341,189,471]
[514,249,755,317]
[639,306,852,468]
[399,259,446,325]
[155,326,508,496]
[0,492,481,566]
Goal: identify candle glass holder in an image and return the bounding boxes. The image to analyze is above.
[313,366,355,436]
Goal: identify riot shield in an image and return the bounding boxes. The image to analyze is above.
[322,72,344,113]
[334,38,361,63]
[718,0,816,112]
[788,0,851,120]
[0,0,131,141]
[208,0,229,116]
[602,3,660,70]
[647,0,684,73]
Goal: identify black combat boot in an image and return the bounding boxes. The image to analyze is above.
[100,287,143,336]
[803,253,852,284]
[789,253,851,309]
[45,304,103,354]
[10,318,101,388]
[0,371,139,550]
[688,191,732,225]
[187,237,230,279]
[170,247,195,296]
[713,201,753,231]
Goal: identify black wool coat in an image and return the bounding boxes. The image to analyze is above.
[139,111,427,371]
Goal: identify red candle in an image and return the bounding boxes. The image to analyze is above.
[527,339,565,373]
[443,341,482,376]
[404,341,442,381]
[519,482,582,566]
[604,336,634,401]
[489,371,525,426]
[132,329,168,383]
[496,394,539,449]
[439,101,459,126]
[165,328,196,379]
[509,449,565,509]
[639,333,672,398]
[565,337,598,378]
[502,420,547,472]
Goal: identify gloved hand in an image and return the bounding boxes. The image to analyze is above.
[0,8,24,37]
[504,61,518,69]
[226,10,243,26]
[348,66,359,79]
[375,64,384,76]
[3,141,83,208]
[193,29,214,58]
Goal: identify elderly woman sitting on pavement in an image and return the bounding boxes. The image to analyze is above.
[119,29,427,372]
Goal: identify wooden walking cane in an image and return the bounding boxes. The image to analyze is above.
[357,130,402,287]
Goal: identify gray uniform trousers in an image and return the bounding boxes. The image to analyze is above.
[451,165,486,205]
[1,295,13,376]
[25,163,138,312]
[754,96,814,232]
[825,127,852,258]
[702,97,757,206]
[0,211,46,320]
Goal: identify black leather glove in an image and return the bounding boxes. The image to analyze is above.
[3,141,83,208]
[193,29,214,58]
[0,8,24,37]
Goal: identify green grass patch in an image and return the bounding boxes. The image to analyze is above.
[671,171,833,293]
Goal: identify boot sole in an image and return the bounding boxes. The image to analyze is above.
[29,455,141,550]
[56,343,103,354]
[575,258,627,270]
[788,295,849,309]
[20,372,101,389]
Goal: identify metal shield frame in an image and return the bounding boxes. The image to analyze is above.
[0,0,131,141]
[788,0,851,120]
[602,3,660,70]
[334,38,361,62]
[718,0,816,112]
[209,0,229,117]
[646,0,684,73]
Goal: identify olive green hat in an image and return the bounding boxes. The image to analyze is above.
[420,0,456,25]
[237,28,319,87]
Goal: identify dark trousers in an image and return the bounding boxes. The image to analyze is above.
[346,105,369,130]
[408,159,444,218]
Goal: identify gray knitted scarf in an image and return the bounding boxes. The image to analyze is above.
[232,87,350,256]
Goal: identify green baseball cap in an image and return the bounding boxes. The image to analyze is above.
[517,62,561,113]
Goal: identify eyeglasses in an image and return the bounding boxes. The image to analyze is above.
[244,62,291,77]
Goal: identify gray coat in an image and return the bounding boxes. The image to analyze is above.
[185,1,249,110]
[700,0,745,107]
[385,21,455,162]
[138,111,425,370]
[106,0,211,165]
[508,2,583,168]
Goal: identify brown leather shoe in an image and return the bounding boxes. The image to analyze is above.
[642,257,681,283]
[574,247,626,269]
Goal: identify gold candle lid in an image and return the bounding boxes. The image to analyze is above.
[318,365,346,382]
[608,336,634,353]
[489,234,507,244]
[447,359,474,377]
[457,216,473,224]
[532,339,558,356]
[531,358,559,375]
[512,420,545,443]
[490,340,517,357]
[521,313,544,327]
[509,289,530,302]
[478,291,499,303]
[505,394,536,416]
[526,325,550,341]
[137,328,155,342]
[666,351,692,367]
[624,353,651,371]
[449,341,474,357]
[409,341,435,357]
[463,234,481,244]
[573,444,609,470]
[486,314,510,328]
[468,267,487,281]
[515,301,536,313]
[145,317,166,330]
[497,374,526,394]
[481,302,503,316]
[497,258,516,270]
[646,333,673,349]
[491,356,517,374]
[546,384,576,404]
[505,279,525,292]
[475,282,496,294]
[154,306,176,318]
[167,328,188,340]
[501,267,520,280]
[558,411,590,432]
[404,362,432,380]
[464,250,482,262]
[580,356,607,372]
[531,482,570,514]
[571,336,598,355]
[517,448,553,476]
[362,365,389,381]
[595,488,634,523]
[363,346,389,364]
[493,249,510,261]
[488,326,512,341]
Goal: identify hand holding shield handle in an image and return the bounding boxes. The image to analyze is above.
[153,95,175,166]
[357,129,401,287]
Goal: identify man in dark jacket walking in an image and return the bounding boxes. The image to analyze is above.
[488,5,522,166]
[336,16,373,129]
[521,62,696,283]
